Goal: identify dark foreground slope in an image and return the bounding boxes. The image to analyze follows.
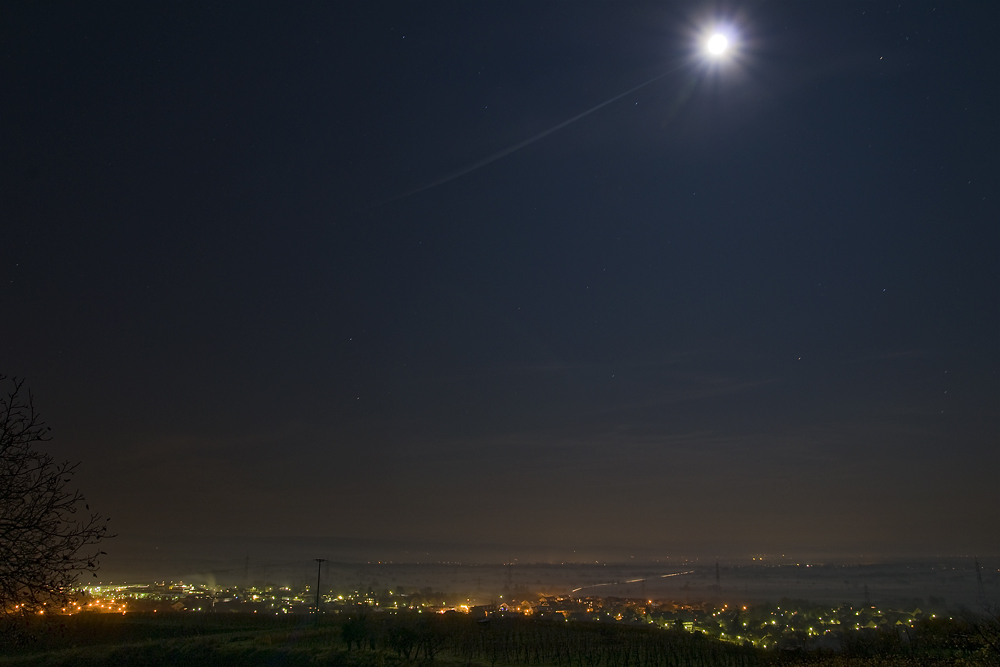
[0,613,995,667]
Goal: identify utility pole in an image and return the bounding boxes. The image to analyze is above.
[314,559,327,614]
[975,558,987,605]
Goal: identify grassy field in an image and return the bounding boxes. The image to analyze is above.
[0,613,995,667]
[0,614,348,667]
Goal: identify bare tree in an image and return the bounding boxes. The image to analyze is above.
[0,375,111,615]
[966,602,1000,665]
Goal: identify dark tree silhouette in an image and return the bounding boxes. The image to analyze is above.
[0,375,111,615]
[967,602,1000,662]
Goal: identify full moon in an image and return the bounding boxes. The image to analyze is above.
[706,33,729,56]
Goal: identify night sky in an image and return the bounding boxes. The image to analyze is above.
[2,2,997,561]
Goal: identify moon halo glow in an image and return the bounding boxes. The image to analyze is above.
[706,33,729,56]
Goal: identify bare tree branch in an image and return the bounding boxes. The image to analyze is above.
[0,375,113,616]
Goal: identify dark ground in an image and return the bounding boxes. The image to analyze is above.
[1,612,996,667]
